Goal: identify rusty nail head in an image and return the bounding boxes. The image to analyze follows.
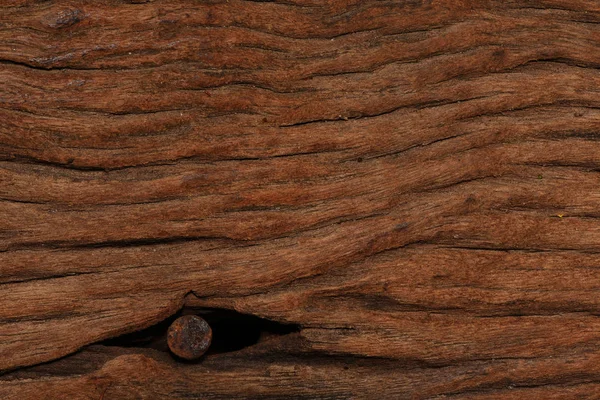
[167,315,212,360]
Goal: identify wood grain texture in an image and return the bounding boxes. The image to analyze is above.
[2,0,600,398]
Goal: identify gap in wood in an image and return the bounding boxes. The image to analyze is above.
[100,307,300,356]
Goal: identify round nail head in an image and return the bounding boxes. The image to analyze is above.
[167,315,212,360]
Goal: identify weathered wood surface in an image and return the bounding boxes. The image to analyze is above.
[2,0,600,398]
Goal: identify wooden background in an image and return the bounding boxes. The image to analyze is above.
[2,0,600,398]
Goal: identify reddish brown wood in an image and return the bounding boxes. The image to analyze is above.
[2,0,600,398]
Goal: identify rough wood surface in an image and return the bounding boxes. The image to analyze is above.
[2,0,600,398]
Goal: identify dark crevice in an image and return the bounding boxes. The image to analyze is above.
[0,58,94,71]
[279,94,493,128]
[0,235,245,253]
[100,307,300,356]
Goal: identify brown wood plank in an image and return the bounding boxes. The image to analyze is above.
[2,0,600,398]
